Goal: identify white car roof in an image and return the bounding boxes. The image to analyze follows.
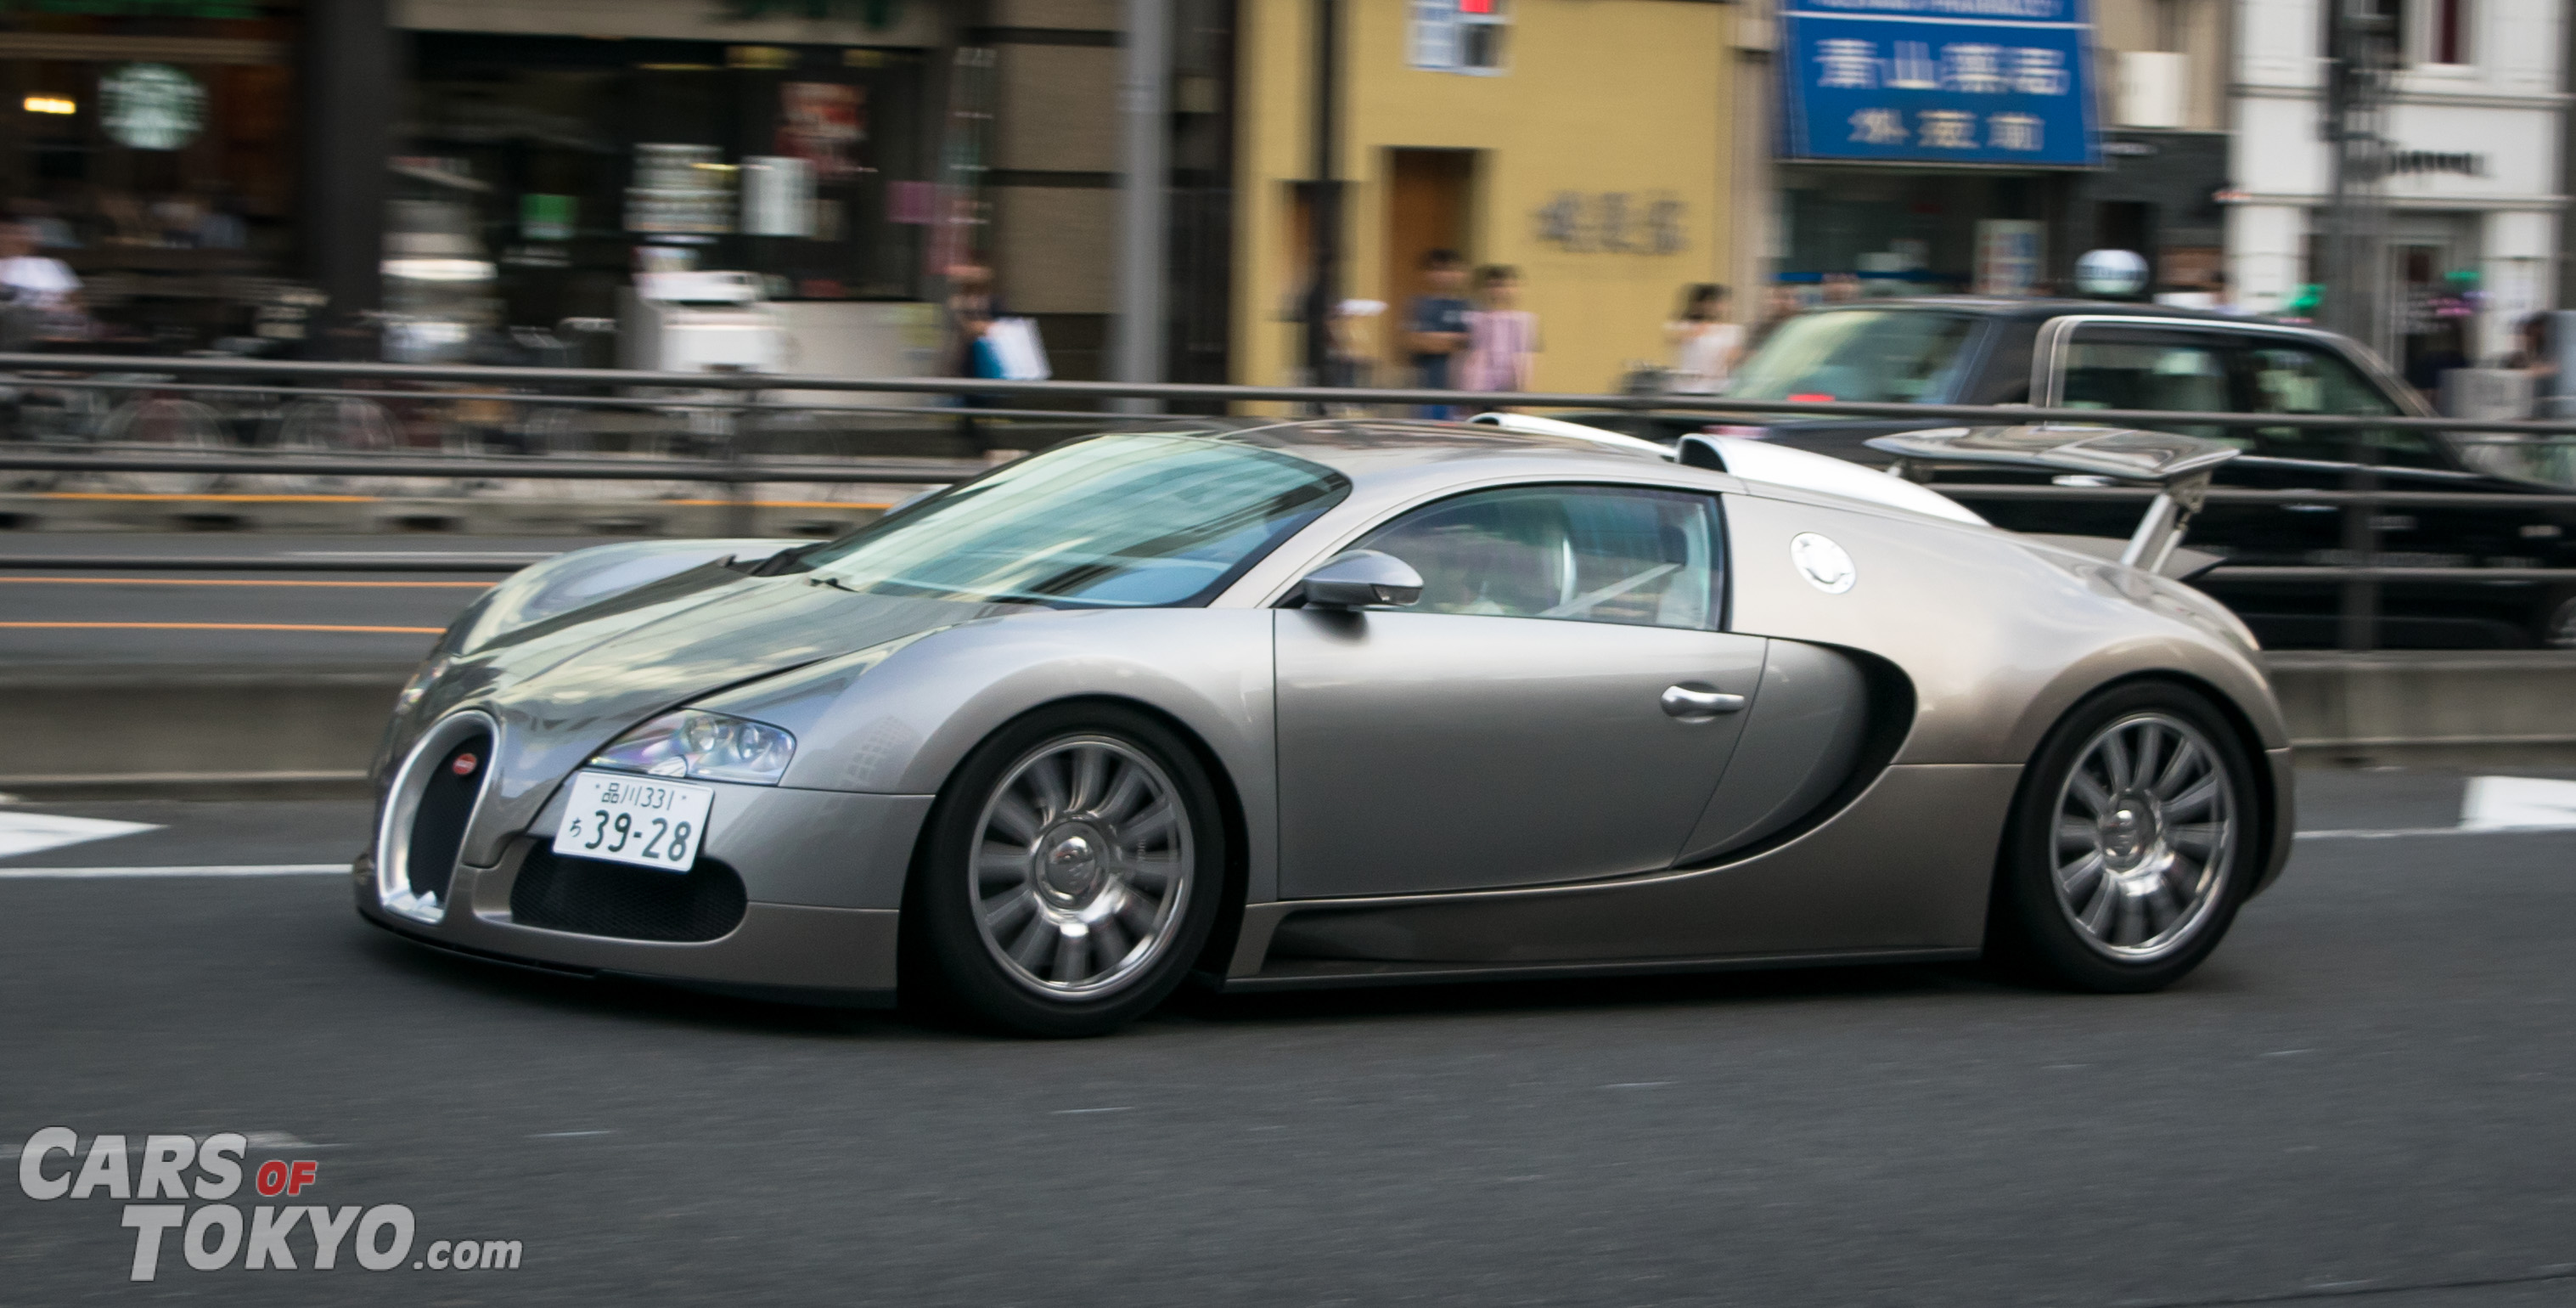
[1703,435,1988,526]
[1467,412,1988,527]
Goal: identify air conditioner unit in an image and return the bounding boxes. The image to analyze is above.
[2118,50,2188,129]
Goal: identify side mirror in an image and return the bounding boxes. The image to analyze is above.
[1297,550,1424,610]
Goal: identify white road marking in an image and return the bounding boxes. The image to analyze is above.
[1051,1107,1133,1115]
[0,864,343,879]
[531,1130,615,1138]
[2297,826,2498,840]
[2298,776,2576,840]
[1,1131,335,1163]
[244,1132,342,1150]
[0,811,158,860]
[2462,775,2576,832]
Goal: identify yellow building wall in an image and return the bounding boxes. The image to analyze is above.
[1235,0,1736,399]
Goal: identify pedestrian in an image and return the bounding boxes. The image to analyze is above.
[2507,313,2556,386]
[2404,319,2469,402]
[946,261,1003,447]
[946,262,998,376]
[1326,297,1383,392]
[0,220,83,347]
[1663,283,1743,394]
[1750,283,1804,348]
[1458,266,1538,407]
[1406,248,1472,418]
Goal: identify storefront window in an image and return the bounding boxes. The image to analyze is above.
[1,1,300,349]
[405,34,929,333]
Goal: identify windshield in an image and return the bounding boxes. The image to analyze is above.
[794,434,1349,607]
[1728,309,1976,403]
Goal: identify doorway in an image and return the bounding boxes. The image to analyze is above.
[2392,240,2471,394]
[1384,149,1477,378]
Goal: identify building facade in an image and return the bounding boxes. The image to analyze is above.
[374,0,1235,381]
[1232,0,1740,395]
[2230,0,2566,376]
[1743,0,2232,306]
[2,0,305,349]
[2072,0,2233,302]
[1761,0,2105,302]
[0,0,1235,375]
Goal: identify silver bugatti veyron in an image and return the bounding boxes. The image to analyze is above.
[359,419,2295,1035]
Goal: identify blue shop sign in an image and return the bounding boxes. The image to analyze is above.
[1780,0,2100,166]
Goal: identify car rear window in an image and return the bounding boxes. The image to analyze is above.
[1729,309,1976,403]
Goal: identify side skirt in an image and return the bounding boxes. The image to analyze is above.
[1201,947,1983,994]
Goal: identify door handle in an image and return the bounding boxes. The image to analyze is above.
[1661,684,1747,722]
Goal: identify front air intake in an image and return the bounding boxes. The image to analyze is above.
[509,846,747,943]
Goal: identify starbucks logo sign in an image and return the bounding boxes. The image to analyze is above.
[102,63,205,151]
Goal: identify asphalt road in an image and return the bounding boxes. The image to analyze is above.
[3,770,2573,1307]
[0,535,609,665]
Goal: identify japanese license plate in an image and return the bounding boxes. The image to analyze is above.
[553,771,714,873]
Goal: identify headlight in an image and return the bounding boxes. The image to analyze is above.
[588,709,797,786]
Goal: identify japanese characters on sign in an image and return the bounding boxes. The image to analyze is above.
[1779,0,2098,166]
[1533,191,1686,255]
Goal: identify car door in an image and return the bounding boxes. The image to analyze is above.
[1274,483,1768,899]
[2222,336,2547,646]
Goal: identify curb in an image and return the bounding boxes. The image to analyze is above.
[0,664,405,799]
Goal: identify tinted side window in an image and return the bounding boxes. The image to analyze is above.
[1963,321,2036,405]
[1728,310,1976,403]
[1353,486,1722,630]
[2056,328,2237,442]
[2240,342,2443,468]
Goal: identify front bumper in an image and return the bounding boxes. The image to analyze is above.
[360,775,932,1001]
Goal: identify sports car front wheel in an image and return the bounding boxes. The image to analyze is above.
[903,704,1226,1036]
[1988,681,2260,992]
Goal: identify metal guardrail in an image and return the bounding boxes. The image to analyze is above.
[17,349,2576,431]
[0,555,533,573]
[6,353,2576,651]
[0,451,969,484]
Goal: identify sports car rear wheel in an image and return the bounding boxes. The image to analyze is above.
[904,704,1225,1036]
[1989,682,2258,992]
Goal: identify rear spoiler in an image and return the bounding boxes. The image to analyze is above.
[1865,425,2240,574]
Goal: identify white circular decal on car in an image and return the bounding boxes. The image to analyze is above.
[1791,533,1856,594]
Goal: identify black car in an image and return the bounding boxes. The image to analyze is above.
[1556,298,2576,650]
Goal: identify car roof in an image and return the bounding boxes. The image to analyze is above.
[1208,418,1677,479]
[1806,296,2262,327]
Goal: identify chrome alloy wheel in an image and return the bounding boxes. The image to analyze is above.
[969,736,1195,1000]
[2050,711,2240,961]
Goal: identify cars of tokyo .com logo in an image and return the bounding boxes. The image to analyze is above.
[16,1128,522,1282]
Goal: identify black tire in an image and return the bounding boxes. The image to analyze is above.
[1987,680,2262,993]
[902,702,1227,1037]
